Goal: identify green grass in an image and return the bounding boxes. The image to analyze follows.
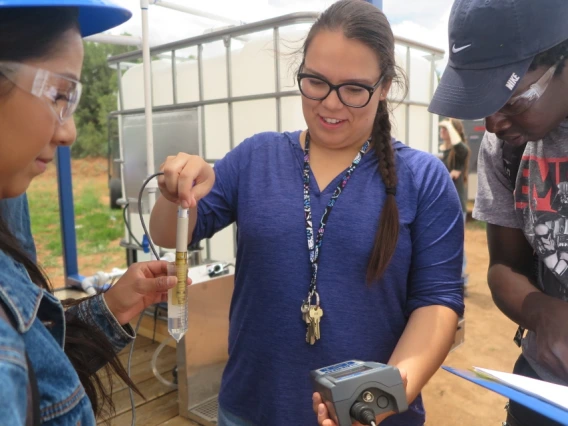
[466,218,487,231]
[28,184,123,261]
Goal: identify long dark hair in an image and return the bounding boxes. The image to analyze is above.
[0,7,140,420]
[299,0,407,282]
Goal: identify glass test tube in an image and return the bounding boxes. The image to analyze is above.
[167,207,189,342]
[167,260,188,342]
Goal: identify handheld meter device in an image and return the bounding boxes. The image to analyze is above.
[311,360,408,426]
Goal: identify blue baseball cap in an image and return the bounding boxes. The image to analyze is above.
[429,0,568,120]
[0,0,132,37]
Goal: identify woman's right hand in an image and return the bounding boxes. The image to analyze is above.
[158,153,215,209]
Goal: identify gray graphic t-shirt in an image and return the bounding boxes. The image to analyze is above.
[473,121,568,386]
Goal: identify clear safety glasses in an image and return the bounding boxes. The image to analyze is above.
[0,61,82,124]
[499,58,562,117]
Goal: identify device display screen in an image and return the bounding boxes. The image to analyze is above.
[329,365,371,379]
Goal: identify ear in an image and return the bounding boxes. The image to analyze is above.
[379,79,393,101]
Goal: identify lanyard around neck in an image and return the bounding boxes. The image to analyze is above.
[302,132,370,300]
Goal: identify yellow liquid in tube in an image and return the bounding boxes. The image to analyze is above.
[167,207,190,342]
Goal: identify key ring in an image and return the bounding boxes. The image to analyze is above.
[306,290,320,307]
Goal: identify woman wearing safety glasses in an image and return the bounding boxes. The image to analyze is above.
[0,2,190,425]
[150,1,465,425]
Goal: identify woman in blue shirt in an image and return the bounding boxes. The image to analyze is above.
[0,2,187,425]
[150,1,465,425]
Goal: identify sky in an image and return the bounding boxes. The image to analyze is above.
[106,0,454,65]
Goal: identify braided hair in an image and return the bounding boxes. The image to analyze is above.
[299,0,407,282]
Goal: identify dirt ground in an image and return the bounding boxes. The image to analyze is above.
[32,159,521,426]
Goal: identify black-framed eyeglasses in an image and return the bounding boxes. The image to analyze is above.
[297,73,384,108]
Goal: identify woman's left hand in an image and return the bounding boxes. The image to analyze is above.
[103,260,191,325]
[313,393,341,426]
[450,170,461,180]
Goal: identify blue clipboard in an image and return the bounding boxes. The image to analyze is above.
[442,366,568,425]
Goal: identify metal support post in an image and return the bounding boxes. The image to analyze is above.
[141,0,159,259]
[224,36,234,150]
[364,0,383,9]
[273,27,282,132]
[56,146,83,286]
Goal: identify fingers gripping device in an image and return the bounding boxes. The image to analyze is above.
[311,360,408,426]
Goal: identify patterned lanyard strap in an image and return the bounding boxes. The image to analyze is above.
[302,132,370,306]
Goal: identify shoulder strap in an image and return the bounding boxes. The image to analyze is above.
[501,140,527,189]
[0,302,40,426]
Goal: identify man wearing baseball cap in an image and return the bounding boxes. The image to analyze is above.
[430,1,568,425]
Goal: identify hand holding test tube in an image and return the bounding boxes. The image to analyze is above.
[168,207,190,342]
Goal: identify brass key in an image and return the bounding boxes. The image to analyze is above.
[306,317,315,345]
[303,292,321,345]
[309,305,323,343]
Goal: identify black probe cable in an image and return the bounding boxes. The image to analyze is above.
[128,171,164,426]
[351,402,378,426]
[122,203,143,248]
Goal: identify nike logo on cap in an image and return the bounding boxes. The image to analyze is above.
[452,43,472,53]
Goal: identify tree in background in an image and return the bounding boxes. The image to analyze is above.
[72,40,137,158]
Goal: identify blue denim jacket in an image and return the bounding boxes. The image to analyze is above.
[0,249,134,425]
[0,194,37,261]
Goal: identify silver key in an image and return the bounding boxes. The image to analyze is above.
[301,302,310,324]
[302,302,312,343]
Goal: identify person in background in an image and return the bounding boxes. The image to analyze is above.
[150,1,465,425]
[439,118,471,294]
[429,0,568,425]
[0,2,190,425]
